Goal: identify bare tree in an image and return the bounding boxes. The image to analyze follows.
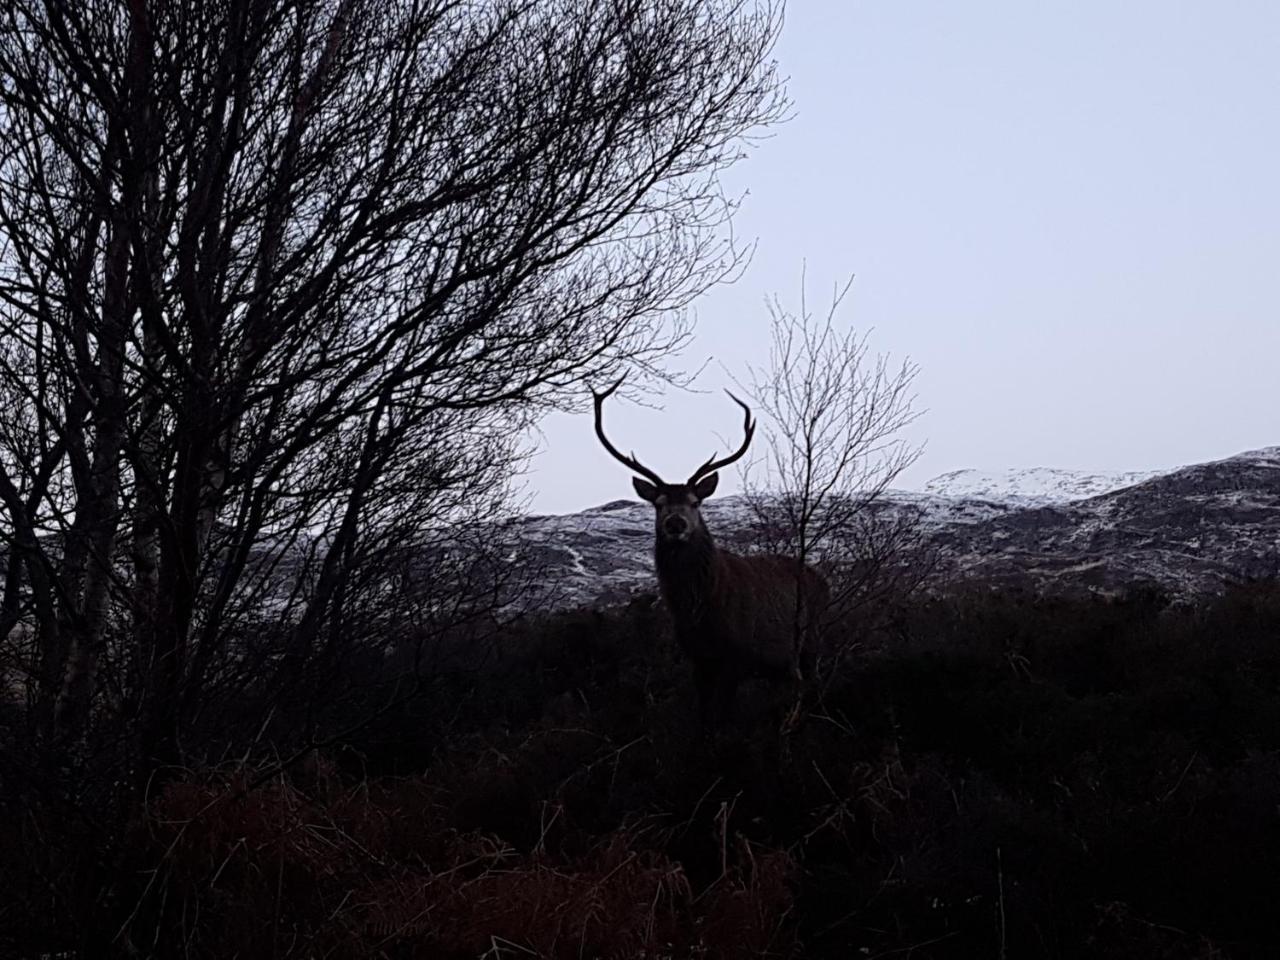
[0,0,788,783]
[740,279,929,692]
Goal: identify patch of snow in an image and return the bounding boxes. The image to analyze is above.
[920,466,1165,506]
[564,545,589,577]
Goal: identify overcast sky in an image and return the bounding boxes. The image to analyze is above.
[528,0,1280,516]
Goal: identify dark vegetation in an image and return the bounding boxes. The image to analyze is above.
[2,0,1276,956]
[4,580,1280,957]
[0,0,786,778]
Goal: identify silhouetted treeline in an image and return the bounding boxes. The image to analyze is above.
[0,0,785,879]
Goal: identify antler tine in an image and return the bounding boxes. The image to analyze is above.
[688,389,756,484]
[592,376,665,487]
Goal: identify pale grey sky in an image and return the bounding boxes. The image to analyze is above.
[529,0,1280,516]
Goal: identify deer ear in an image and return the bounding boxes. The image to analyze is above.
[633,477,660,502]
[692,472,719,500]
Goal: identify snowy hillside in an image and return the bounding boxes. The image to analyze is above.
[921,466,1163,505]
[509,448,1280,611]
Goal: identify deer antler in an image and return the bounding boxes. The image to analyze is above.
[687,390,755,484]
[592,377,666,487]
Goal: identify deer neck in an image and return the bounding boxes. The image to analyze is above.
[654,529,717,621]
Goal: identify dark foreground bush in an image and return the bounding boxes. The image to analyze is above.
[3,581,1280,958]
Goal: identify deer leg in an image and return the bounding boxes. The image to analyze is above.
[714,666,741,723]
[797,634,817,700]
[798,609,822,683]
[693,660,717,724]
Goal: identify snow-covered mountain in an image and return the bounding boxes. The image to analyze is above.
[510,447,1280,611]
[923,446,1280,597]
[922,466,1163,505]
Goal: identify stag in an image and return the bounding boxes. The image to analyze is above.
[593,379,829,722]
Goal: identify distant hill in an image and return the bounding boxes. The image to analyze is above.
[512,447,1280,610]
[922,465,1163,505]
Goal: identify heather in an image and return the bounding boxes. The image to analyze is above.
[5,581,1279,958]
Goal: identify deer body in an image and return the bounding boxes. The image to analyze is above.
[593,379,829,721]
[655,528,829,720]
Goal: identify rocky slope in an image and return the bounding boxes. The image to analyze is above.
[512,447,1280,610]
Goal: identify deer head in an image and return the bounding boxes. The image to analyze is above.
[591,377,755,544]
